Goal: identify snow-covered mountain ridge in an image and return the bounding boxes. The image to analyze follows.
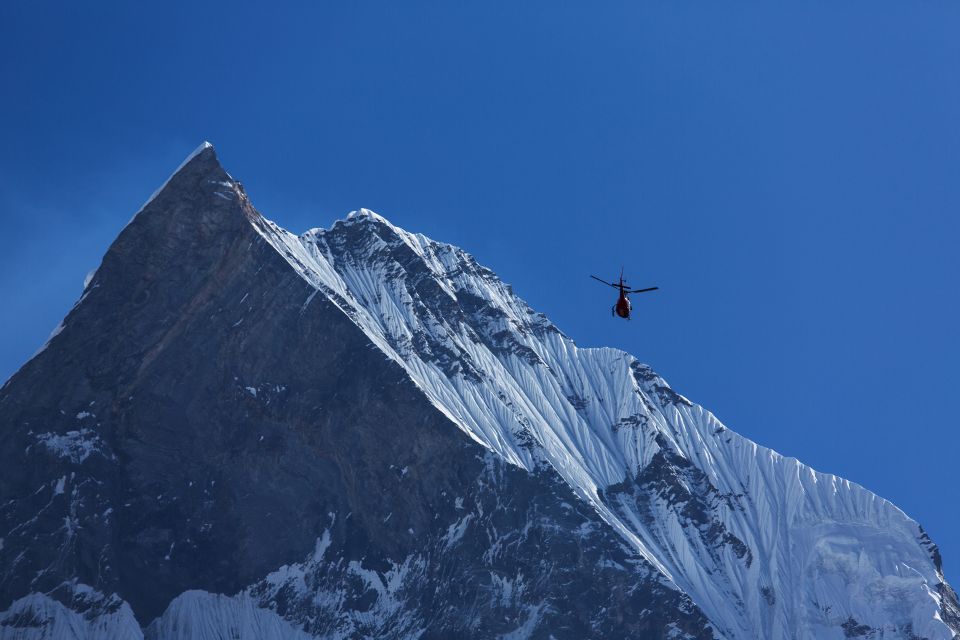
[241,177,958,638]
[1,143,956,639]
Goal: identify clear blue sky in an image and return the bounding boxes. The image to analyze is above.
[2,2,958,577]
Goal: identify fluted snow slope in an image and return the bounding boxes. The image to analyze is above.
[244,205,957,639]
[0,590,141,640]
[1,144,955,639]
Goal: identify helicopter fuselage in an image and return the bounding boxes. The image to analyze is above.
[615,290,632,318]
[590,271,657,321]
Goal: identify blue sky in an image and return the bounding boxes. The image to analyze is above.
[2,1,958,576]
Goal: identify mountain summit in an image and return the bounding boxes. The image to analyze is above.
[1,144,956,639]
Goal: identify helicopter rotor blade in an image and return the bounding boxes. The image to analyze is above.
[627,286,659,294]
[590,275,618,288]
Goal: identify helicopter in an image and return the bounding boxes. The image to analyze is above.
[590,269,658,320]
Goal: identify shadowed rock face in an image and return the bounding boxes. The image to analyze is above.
[5,146,958,640]
[0,148,715,638]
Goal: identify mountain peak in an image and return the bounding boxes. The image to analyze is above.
[331,208,406,238]
[183,140,216,165]
[345,207,386,223]
[4,146,955,639]
[178,140,219,175]
[130,141,227,219]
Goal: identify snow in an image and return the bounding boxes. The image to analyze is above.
[441,514,473,551]
[241,208,956,639]
[126,142,215,229]
[499,603,546,640]
[36,429,111,464]
[0,590,143,640]
[8,175,954,638]
[30,321,66,359]
[313,530,332,562]
[145,591,313,640]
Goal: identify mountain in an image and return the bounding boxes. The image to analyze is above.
[1,143,956,640]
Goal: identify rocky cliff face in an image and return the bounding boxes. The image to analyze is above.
[0,144,956,639]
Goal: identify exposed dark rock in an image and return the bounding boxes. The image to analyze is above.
[0,147,714,638]
[841,617,873,637]
[3,145,956,640]
[607,434,752,575]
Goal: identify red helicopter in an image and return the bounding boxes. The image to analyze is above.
[591,269,658,319]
